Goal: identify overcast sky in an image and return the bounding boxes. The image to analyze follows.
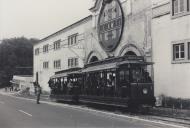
[0,0,93,40]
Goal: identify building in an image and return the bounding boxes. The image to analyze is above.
[152,0,190,99]
[33,16,92,92]
[10,75,33,93]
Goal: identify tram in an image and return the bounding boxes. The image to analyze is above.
[49,68,82,102]
[49,56,155,108]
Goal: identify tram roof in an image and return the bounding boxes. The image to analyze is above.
[82,62,117,73]
[82,56,153,73]
[50,56,154,78]
[50,73,68,79]
[55,67,82,75]
[51,67,82,79]
[86,56,145,67]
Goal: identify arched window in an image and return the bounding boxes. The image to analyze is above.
[89,56,99,63]
[124,51,137,56]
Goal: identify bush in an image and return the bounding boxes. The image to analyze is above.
[159,95,190,109]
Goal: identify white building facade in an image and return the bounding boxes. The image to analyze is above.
[33,16,92,91]
[152,0,190,99]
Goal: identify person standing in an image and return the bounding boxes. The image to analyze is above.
[36,84,42,104]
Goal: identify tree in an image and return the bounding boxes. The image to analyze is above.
[0,37,39,88]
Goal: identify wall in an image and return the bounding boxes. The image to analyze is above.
[152,1,190,98]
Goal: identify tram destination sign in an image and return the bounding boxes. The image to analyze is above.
[98,0,124,52]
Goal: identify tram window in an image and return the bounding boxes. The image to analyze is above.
[131,67,152,83]
[106,72,115,86]
[125,70,130,82]
[119,71,125,81]
[119,70,129,83]
[131,68,141,82]
[64,77,67,82]
[107,73,114,81]
[100,72,103,78]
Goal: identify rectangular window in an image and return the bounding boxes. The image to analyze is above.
[43,62,49,69]
[68,58,79,68]
[172,0,190,16]
[68,33,78,46]
[173,43,185,60]
[54,60,61,69]
[172,40,190,63]
[35,48,40,55]
[43,44,49,53]
[54,40,61,50]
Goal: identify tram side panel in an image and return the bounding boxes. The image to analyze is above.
[79,65,155,107]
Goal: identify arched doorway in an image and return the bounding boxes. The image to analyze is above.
[89,56,99,63]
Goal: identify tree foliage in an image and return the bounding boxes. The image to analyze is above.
[0,37,39,88]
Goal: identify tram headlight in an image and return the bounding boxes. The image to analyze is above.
[143,88,148,95]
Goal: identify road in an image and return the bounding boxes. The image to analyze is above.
[0,94,187,128]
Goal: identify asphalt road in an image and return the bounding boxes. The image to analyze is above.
[0,94,187,128]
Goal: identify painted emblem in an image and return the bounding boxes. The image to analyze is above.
[98,0,124,52]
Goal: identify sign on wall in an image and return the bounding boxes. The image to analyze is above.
[98,0,124,52]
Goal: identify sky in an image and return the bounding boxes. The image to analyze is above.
[0,0,93,40]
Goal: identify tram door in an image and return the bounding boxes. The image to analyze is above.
[118,67,130,98]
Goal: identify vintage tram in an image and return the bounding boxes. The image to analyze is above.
[49,56,155,108]
[49,67,82,102]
